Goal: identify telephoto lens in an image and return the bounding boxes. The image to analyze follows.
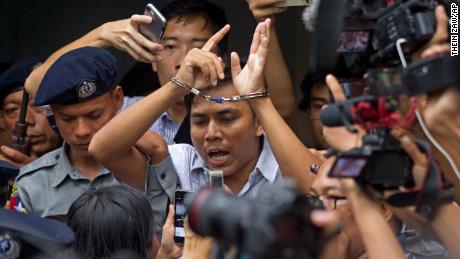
[187,182,326,259]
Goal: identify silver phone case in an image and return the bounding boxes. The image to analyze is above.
[139,3,167,43]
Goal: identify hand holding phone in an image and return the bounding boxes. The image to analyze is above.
[139,3,167,43]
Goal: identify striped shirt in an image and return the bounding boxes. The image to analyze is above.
[146,137,283,240]
[121,96,181,145]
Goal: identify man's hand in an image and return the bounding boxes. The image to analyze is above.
[100,15,164,63]
[175,25,230,89]
[0,146,36,168]
[157,205,183,259]
[247,0,287,21]
[322,75,366,152]
[231,19,271,95]
[412,5,449,61]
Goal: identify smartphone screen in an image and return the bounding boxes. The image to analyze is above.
[340,79,367,98]
[337,30,372,53]
[174,190,191,244]
[329,157,368,178]
[367,67,404,96]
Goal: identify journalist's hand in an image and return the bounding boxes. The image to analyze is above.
[247,0,287,21]
[175,25,229,89]
[100,15,164,63]
[411,5,449,61]
[157,205,183,259]
[322,75,366,151]
[231,19,271,96]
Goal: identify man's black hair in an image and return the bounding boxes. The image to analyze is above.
[119,62,160,97]
[298,71,327,111]
[162,0,228,55]
[67,185,154,259]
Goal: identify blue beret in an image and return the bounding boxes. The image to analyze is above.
[35,47,117,106]
[0,57,41,104]
[0,208,74,256]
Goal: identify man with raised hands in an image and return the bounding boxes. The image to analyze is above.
[90,19,323,240]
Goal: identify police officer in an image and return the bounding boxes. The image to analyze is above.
[15,47,124,219]
[0,58,61,168]
[0,207,74,258]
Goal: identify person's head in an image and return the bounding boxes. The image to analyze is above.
[67,185,155,259]
[299,73,330,149]
[34,47,124,158]
[153,0,228,114]
[185,77,264,178]
[310,158,401,258]
[0,57,61,156]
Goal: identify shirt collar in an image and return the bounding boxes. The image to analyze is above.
[52,143,76,187]
[253,137,278,183]
[52,143,112,187]
[189,136,279,183]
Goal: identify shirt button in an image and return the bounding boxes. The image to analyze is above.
[160,173,166,180]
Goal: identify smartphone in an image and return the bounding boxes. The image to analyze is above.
[336,30,373,53]
[138,3,167,43]
[208,170,224,189]
[174,190,193,245]
[275,0,310,7]
[328,156,368,178]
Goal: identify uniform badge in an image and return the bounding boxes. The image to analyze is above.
[77,80,97,99]
[0,233,20,258]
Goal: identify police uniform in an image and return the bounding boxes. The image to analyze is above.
[15,47,120,219]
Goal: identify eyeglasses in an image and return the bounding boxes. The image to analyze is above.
[307,194,348,210]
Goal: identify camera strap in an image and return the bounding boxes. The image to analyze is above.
[385,140,454,221]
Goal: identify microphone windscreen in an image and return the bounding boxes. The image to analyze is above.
[302,0,321,32]
[319,103,349,127]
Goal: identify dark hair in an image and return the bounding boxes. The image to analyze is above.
[162,0,228,55]
[67,185,154,259]
[119,62,160,97]
[298,71,327,111]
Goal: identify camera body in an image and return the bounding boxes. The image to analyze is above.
[187,182,325,258]
[367,54,460,96]
[338,0,436,76]
[329,131,415,190]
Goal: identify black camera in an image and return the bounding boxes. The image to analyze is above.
[367,54,460,96]
[187,182,325,259]
[329,130,415,190]
[337,0,437,76]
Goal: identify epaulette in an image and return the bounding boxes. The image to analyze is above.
[16,149,61,181]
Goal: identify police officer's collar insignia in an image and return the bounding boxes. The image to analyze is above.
[77,80,96,99]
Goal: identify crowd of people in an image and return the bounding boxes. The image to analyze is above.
[1,0,460,258]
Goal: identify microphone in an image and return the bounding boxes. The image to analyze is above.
[320,95,400,129]
[302,0,321,32]
[319,97,362,127]
[306,0,347,73]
